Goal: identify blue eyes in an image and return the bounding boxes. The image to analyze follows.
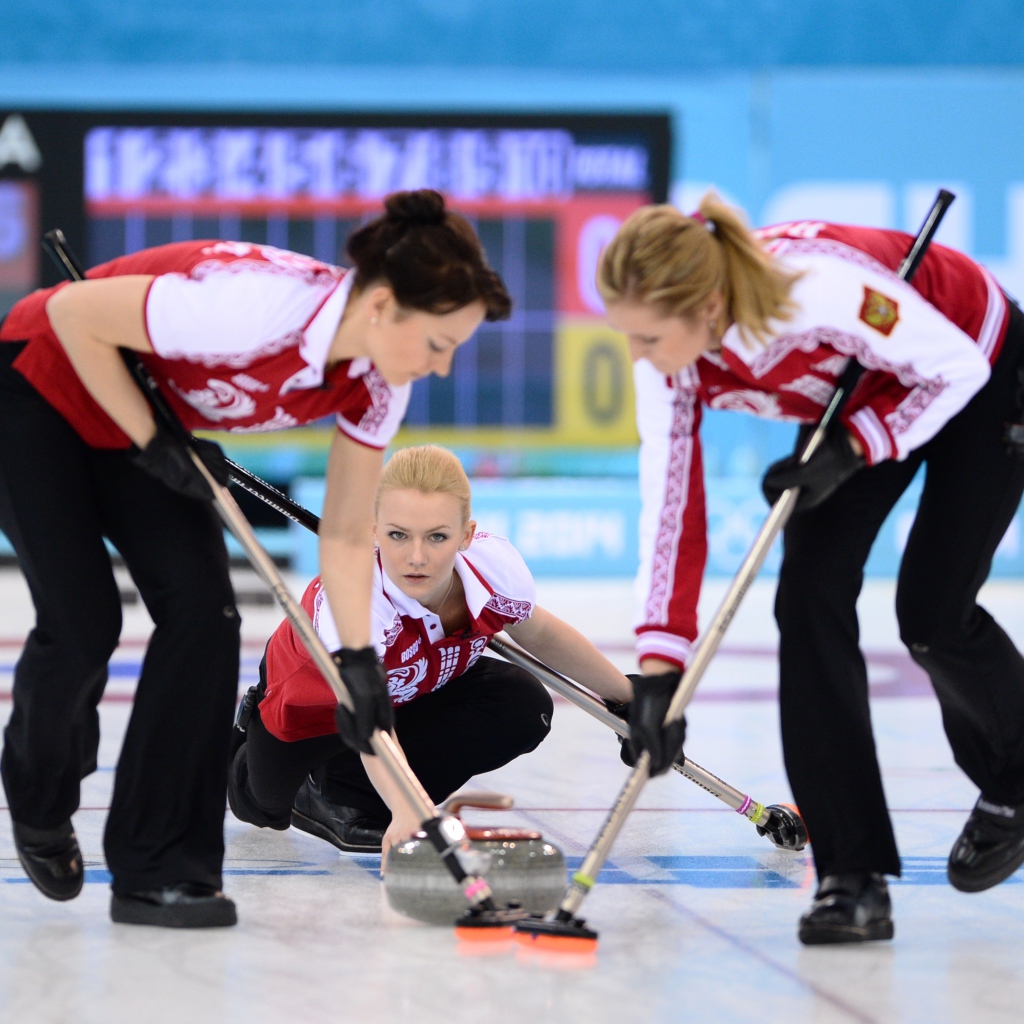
[387,531,450,542]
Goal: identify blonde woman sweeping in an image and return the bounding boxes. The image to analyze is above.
[598,197,1024,944]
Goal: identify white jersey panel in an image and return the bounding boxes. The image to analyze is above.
[147,269,335,364]
[334,366,411,450]
[459,532,537,620]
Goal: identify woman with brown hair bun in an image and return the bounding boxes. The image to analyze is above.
[598,194,1024,945]
[0,189,509,928]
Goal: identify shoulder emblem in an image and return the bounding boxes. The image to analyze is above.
[859,286,900,336]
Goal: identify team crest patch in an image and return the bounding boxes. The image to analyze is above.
[859,286,899,336]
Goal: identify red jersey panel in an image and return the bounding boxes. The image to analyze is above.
[0,241,410,449]
[259,533,536,742]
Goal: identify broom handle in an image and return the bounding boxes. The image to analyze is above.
[487,636,771,825]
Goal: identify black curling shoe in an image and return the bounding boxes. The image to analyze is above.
[227,744,291,830]
[291,774,388,854]
[948,796,1024,893]
[798,873,894,945]
[111,883,237,928]
[12,820,84,901]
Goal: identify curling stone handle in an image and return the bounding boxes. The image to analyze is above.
[443,792,515,817]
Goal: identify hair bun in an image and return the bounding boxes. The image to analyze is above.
[385,189,446,227]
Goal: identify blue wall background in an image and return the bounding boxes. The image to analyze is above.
[3,2,1024,69]
[3,1,1024,575]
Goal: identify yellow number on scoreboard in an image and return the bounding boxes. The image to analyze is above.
[554,321,638,446]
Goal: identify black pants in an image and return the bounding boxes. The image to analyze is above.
[0,343,240,894]
[776,302,1024,879]
[245,655,553,822]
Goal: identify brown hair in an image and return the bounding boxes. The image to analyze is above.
[375,445,472,526]
[347,190,512,322]
[597,193,801,344]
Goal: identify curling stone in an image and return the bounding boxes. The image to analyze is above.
[384,792,566,925]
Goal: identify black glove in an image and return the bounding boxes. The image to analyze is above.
[622,672,686,776]
[761,424,864,511]
[603,698,635,768]
[333,646,394,754]
[128,422,230,501]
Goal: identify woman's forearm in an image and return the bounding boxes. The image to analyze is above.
[361,737,423,869]
[317,432,385,649]
[506,607,633,703]
[56,336,157,446]
[46,277,158,446]
[319,535,374,648]
[360,741,406,813]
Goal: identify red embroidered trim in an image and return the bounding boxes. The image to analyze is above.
[483,593,532,623]
[357,367,392,434]
[645,382,697,625]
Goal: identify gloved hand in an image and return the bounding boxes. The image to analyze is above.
[761,424,864,511]
[603,698,635,768]
[333,647,394,754]
[128,422,230,501]
[622,672,686,776]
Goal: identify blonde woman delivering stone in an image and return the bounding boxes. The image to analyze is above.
[229,445,633,863]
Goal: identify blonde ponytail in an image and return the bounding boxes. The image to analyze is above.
[597,192,801,344]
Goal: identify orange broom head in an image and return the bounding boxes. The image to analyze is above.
[515,930,598,953]
[513,915,599,954]
[514,945,598,970]
[455,924,515,943]
[456,937,515,959]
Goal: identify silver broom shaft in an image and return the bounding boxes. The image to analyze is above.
[487,636,769,825]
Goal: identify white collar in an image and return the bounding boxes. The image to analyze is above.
[281,269,355,394]
[378,549,493,629]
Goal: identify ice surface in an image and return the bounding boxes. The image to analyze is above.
[3,568,1024,1024]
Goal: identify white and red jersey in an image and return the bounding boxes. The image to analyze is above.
[259,532,536,742]
[635,222,1007,669]
[0,241,410,450]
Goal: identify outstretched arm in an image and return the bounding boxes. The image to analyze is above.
[359,736,423,869]
[504,606,632,704]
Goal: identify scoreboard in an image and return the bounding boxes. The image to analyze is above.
[0,111,670,458]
